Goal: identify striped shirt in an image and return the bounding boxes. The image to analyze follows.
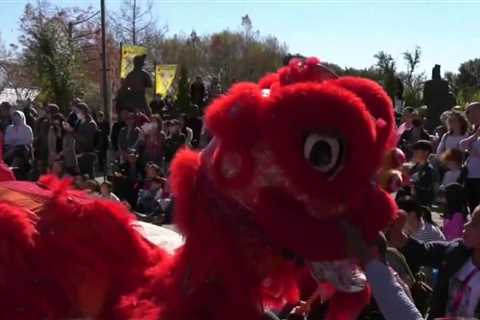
[411,222,446,243]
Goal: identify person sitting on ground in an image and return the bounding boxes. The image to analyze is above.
[388,207,480,319]
[410,140,436,207]
[83,179,100,196]
[48,159,65,178]
[397,197,445,243]
[164,119,186,165]
[443,183,470,241]
[118,112,142,164]
[99,181,120,201]
[136,175,166,215]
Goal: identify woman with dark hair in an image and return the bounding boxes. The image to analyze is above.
[436,111,469,154]
[73,102,98,178]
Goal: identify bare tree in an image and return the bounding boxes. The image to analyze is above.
[110,0,155,45]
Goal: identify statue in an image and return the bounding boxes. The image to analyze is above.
[116,54,153,116]
[423,64,456,131]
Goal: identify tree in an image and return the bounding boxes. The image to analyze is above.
[401,46,425,107]
[173,64,191,116]
[110,0,159,45]
[456,58,480,104]
[19,3,77,110]
[374,51,397,102]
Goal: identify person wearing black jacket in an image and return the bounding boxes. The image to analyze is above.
[388,208,480,319]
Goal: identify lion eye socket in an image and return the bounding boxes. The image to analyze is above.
[304,134,344,174]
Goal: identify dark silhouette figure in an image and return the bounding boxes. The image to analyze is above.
[116,55,153,116]
[423,65,456,131]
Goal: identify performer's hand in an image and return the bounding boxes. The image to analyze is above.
[338,220,373,266]
[385,210,408,249]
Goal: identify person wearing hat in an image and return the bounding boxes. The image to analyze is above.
[410,140,436,207]
[460,102,480,212]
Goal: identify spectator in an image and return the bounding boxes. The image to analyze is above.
[73,174,87,190]
[136,175,166,214]
[142,162,162,191]
[118,112,142,164]
[113,148,144,208]
[164,120,186,166]
[179,114,194,147]
[150,95,165,115]
[460,102,480,212]
[23,102,38,129]
[4,110,33,166]
[410,140,436,207]
[49,159,65,178]
[388,207,480,319]
[444,183,469,241]
[83,179,100,196]
[99,181,120,201]
[190,76,206,107]
[34,103,59,174]
[96,111,110,173]
[142,115,166,167]
[340,221,423,320]
[61,121,78,176]
[111,109,128,160]
[399,116,430,160]
[0,102,12,133]
[433,110,452,144]
[397,197,445,242]
[47,113,64,167]
[439,148,464,190]
[436,110,469,154]
[74,102,98,178]
[397,107,415,137]
[66,98,82,129]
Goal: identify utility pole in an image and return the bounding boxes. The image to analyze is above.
[100,0,110,122]
[132,0,137,45]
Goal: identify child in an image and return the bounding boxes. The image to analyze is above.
[100,181,120,201]
[443,183,469,241]
[411,140,436,207]
[440,148,464,190]
[83,179,100,196]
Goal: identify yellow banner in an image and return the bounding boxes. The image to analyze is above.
[120,45,147,79]
[155,65,177,97]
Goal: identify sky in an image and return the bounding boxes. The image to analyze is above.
[1,0,480,75]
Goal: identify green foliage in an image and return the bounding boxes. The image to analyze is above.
[19,3,86,111]
[401,46,425,107]
[456,58,480,103]
[374,51,397,101]
[173,65,191,116]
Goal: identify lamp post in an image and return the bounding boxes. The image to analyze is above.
[100,0,110,122]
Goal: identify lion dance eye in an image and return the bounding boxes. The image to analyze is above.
[304,134,344,175]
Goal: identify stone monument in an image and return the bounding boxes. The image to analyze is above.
[423,64,456,131]
[115,54,153,116]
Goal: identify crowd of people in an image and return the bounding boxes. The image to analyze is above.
[0,76,218,223]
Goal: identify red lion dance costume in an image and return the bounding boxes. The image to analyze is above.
[0,58,402,320]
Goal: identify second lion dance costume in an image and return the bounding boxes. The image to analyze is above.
[0,58,404,320]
